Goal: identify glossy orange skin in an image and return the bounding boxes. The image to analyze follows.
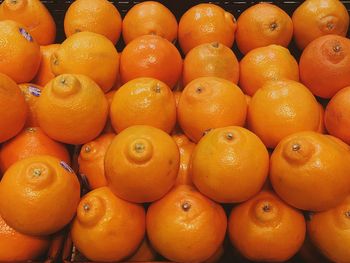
[19,83,43,127]
[228,191,306,262]
[120,35,183,89]
[147,185,227,263]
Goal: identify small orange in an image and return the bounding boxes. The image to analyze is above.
[182,42,239,86]
[102,90,116,134]
[228,191,306,262]
[318,102,326,133]
[177,77,247,143]
[19,83,43,127]
[128,238,157,262]
[178,3,237,54]
[122,1,177,44]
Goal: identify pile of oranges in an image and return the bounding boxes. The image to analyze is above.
[1,0,350,262]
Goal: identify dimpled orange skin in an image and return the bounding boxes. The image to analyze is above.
[239,45,299,96]
[182,42,239,86]
[178,3,237,54]
[177,77,247,143]
[292,0,349,50]
[19,83,43,127]
[147,185,227,263]
[36,74,108,145]
[247,80,321,149]
[105,125,179,203]
[191,126,269,203]
[0,20,41,84]
[110,78,176,134]
[120,35,183,89]
[308,195,350,262]
[78,133,115,190]
[0,155,80,235]
[122,1,178,44]
[71,187,146,262]
[270,131,350,212]
[228,191,306,262]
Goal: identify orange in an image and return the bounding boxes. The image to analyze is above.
[78,133,115,190]
[318,102,326,133]
[147,185,227,262]
[270,131,350,211]
[0,214,50,261]
[299,34,350,98]
[0,20,41,83]
[128,238,157,262]
[51,31,119,93]
[228,191,306,262]
[0,155,80,235]
[64,0,122,45]
[236,3,293,54]
[191,126,269,203]
[204,245,224,263]
[239,44,299,96]
[105,125,179,203]
[122,1,177,44]
[177,77,247,143]
[33,44,60,87]
[178,3,237,54]
[182,42,239,86]
[71,187,145,262]
[247,80,321,148]
[0,0,56,45]
[19,83,43,127]
[292,0,349,50]
[110,78,176,134]
[102,90,116,134]
[298,237,330,263]
[120,35,182,89]
[0,127,70,173]
[36,74,108,145]
[308,195,350,262]
[0,73,27,143]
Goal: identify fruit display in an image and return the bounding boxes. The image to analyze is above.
[0,0,350,262]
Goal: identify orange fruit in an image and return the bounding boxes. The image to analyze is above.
[0,127,70,174]
[0,73,27,143]
[128,238,157,262]
[182,42,239,86]
[292,0,349,50]
[19,83,43,127]
[105,125,179,203]
[270,131,350,211]
[0,155,80,235]
[236,3,293,54]
[204,245,224,263]
[64,0,122,45]
[120,35,182,89]
[71,187,145,262]
[110,78,176,134]
[102,90,116,134]
[177,77,247,143]
[33,44,60,87]
[147,185,226,262]
[298,237,330,263]
[228,191,306,262]
[0,214,50,261]
[0,20,41,83]
[0,0,56,45]
[122,1,177,44]
[307,195,350,262]
[78,133,115,190]
[178,3,237,54]
[36,74,108,145]
[247,80,321,148]
[192,126,269,203]
[318,102,326,133]
[239,44,299,96]
[299,34,350,98]
[51,31,119,93]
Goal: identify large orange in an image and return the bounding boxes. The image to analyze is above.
[0,155,80,235]
[147,185,227,262]
[105,125,179,203]
[19,83,43,127]
[270,131,350,211]
[36,74,108,145]
[228,191,306,262]
[71,187,145,262]
[110,78,176,134]
[177,77,247,143]
[191,126,269,203]
[178,3,237,54]
[120,35,182,89]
